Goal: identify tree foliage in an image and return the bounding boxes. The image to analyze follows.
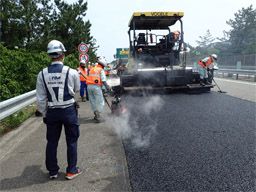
[193,30,218,57]
[190,5,256,59]
[0,43,79,101]
[196,29,215,48]
[0,43,49,100]
[0,0,97,58]
[225,5,256,54]
[0,0,99,100]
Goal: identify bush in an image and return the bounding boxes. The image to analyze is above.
[0,43,79,101]
[0,44,49,101]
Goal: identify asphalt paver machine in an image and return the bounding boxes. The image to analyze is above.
[120,12,213,91]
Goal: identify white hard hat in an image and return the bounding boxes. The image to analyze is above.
[80,60,86,64]
[97,56,107,67]
[211,54,218,60]
[47,40,66,57]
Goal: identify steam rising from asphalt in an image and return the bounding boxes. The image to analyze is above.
[108,95,164,148]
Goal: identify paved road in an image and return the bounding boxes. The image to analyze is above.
[213,78,256,102]
[118,88,255,191]
[0,77,255,192]
[0,99,131,192]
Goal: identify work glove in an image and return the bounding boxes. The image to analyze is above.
[103,82,111,92]
[106,85,111,92]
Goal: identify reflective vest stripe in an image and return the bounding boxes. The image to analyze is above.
[88,74,100,77]
[42,65,75,108]
[86,67,103,85]
[47,100,75,107]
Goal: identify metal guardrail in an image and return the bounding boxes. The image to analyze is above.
[216,68,256,81]
[218,68,256,75]
[0,90,36,121]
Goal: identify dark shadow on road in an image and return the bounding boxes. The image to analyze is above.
[79,117,95,124]
[0,165,48,190]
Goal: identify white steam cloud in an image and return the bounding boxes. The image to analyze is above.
[107,95,164,148]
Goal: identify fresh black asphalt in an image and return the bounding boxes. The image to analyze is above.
[121,91,256,192]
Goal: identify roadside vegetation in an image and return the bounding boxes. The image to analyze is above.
[0,105,36,136]
[188,5,256,61]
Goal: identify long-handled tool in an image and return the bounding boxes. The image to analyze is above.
[212,78,226,93]
[208,70,226,93]
[78,71,87,80]
[103,85,126,115]
[103,93,112,110]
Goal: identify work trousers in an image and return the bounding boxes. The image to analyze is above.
[45,105,80,175]
[80,81,89,99]
[198,66,208,80]
[208,69,214,83]
[87,84,105,113]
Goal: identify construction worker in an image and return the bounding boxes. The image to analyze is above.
[36,40,82,180]
[77,60,89,101]
[104,64,111,79]
[207,54,219,83]
[172,30,180,51]
[198,54,218,85]
[86,57,111,123]
[166,30,180,50]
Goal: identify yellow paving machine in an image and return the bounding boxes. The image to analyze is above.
[120,12,213,91]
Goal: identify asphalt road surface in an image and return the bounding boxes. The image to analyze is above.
[119,90,255,192]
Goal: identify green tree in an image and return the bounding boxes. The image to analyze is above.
[196,29,215,48]
[225,5,256,54]
[0,0,24,48]
[194,29,217,56]
[0,0,97,59]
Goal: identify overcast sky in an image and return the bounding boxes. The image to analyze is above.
[69,0,254,62]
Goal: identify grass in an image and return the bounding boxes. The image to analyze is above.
[0,104,37,136]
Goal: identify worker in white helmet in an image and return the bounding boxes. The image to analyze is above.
[77,60,89,102]
[36,40,82,180]
[86,56,111,123]
[198,54,218,85]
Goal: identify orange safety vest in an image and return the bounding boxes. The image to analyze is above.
[198,57,214,68]
[77,66,87,82]
[86,66,103,86]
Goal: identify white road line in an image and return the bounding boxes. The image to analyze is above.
[215,78,256,85]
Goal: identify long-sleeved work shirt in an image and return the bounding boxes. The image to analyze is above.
[36,61,80,117]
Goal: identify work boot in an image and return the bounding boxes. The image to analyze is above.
[200,80,205,86]
[94,111,101,123]
[204,78,211,85]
